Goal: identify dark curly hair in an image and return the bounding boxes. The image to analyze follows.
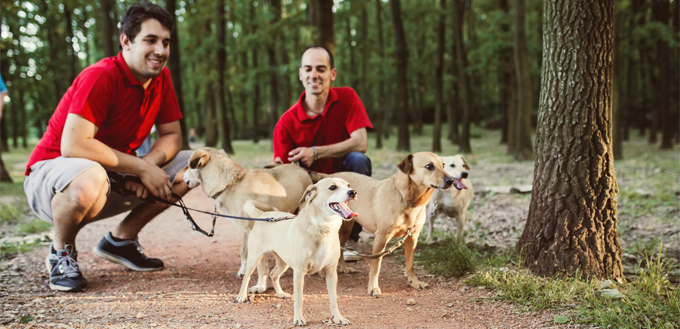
[119,1,174,50]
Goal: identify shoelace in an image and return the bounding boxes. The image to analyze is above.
[57,245,80,277]
[131,238,152,260]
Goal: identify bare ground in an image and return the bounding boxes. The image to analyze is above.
[0,154,675,328]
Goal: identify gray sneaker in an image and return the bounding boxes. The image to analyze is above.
[93,232,163,271]
[45,244,87,292]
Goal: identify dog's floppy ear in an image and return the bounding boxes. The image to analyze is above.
[398,154,414,174]
[189,149,211,169]
[300,184,318,204]
[461,155,471,170]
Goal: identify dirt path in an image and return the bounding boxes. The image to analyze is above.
[0,187,564,328]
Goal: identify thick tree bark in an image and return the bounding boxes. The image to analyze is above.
[511,0,533,161]
[452,0,471,153]
[166,0,190,150]
[99,0,117,57]
[390,0,411,151]
[518,0,622,280]
[310,0,335,54]
[433,0,445,153]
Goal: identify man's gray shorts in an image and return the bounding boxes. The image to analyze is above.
[24,150,193,223]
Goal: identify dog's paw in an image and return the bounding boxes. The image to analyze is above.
[368,287,382,297]
[409,279,429,290]
[276,292,291,299]
[248,284,267,294]
[293,315,307,326]
[235,294,248,303]
[236,272,244,280]
[331,315,350,325]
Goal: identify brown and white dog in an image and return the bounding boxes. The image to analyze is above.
[237,178,357,326]
[310,152,454,296]
[183,147,312,293]
[425,154,473,243]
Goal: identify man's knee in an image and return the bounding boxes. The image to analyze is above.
[63,166,109,209]
[342,152,372,176]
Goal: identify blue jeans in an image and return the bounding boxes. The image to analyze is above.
[340,152,372,241]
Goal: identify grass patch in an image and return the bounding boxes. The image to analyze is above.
[465,247,680,328]
[416,237,478,277]
[17,218,52,235]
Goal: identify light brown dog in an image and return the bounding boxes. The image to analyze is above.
[237,178,357,326]
[426,154,474,243]
[310,152,454,296]
[183,147,312,293]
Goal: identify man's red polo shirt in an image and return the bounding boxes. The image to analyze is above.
[272,87,373,174]
[25,52,182,175]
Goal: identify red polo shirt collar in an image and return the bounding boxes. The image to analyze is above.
[294,88,339,122]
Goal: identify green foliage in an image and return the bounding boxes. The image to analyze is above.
[416,237,478,277]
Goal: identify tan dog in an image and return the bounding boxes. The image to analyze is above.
[310,152,454,296]
[183,147,312,293]
[425,155,474,243]
[237,178,357,326]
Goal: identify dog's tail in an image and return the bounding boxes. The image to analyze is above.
[243,200,279,219]
[306,170,328,183]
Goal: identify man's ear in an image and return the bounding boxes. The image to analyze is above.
[330,68,337,82]
[120,33,130,51]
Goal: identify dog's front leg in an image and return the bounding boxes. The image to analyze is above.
[326,266,350,325]
[237,232,249,279]
[292,270,307,326]
[404,232,429,290]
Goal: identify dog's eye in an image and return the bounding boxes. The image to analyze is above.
[425,164,435,171]
[449,164,455,168]
[329,185,337,190]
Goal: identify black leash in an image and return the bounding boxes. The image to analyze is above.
[106,172,294,237]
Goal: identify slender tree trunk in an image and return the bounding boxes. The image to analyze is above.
[511,0,533,160]
[653,0,672,149]
[518,0,622,280]
[166,0,190,150]
[413,28,426,136]
[613,11,624,159]
[203,19,218,148]
[433,0,445,152]
[310,0,335,54]
[390,0,411,151]
[447,16,460,144]
[251,2,261,144]
[99,0,117,57]
[499,0,512,144]
[452,0,471,153]
[268,0,282,135]
[64,3,77,84]
[374,0,385,149]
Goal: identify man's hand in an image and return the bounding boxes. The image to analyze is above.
[138,161,173,201]
[288,147,315,167]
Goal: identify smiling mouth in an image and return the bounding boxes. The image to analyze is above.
[329,202,358,220]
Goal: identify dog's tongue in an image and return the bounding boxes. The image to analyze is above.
[453,178,467,190]
[334,202,358,219]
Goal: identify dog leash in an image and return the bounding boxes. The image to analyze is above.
[107,172,295,237]
[341,227,414,259]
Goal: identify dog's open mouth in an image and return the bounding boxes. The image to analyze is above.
[453,178,467,190]
[330,202,358,220]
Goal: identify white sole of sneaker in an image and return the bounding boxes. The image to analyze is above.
[92,247,163,272]
[343,251,361,262]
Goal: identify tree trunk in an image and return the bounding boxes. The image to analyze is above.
[390,0,411,152]
[166,0,190,150]
[310,0,335,55]
[268,0,282,135]
[216,0,233,153]
[433,0,445,153]
[251,2,261,144]
[499,0,512,145]
[64,3,77,84]
[518,0,622,280]
[99,0,117,57]
[452,0,471,153]
[374,0,385,149]
[511,0,533,161]
[653,0,673,149]
[447,17,460,144]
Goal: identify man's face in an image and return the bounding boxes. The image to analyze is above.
[299,48,337,96]
[120,19,170,85]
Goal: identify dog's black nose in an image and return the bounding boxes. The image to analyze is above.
[461,172,468,179]
[444,176,454,187]
[348,190,357,198]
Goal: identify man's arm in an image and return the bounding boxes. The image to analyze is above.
[61,113,174,200]
[141,121,182,166]
[287,128,368,167]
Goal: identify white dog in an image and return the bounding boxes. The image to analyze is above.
[236,178,357,326]
[426,154,474,243]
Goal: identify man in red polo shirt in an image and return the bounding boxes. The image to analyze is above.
[23,2,191,292]
[272,46,373,255]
